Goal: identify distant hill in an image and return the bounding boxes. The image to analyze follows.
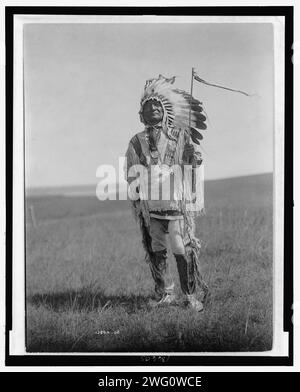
[26,173,273,223]
[27,173,273,198]
[26,184,97,197]
[204,172,273,208]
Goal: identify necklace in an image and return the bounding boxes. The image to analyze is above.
[146,126,162,165]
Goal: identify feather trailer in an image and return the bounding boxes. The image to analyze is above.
[190,127,203,144]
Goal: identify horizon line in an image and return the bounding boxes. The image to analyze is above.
[26,171,273,191]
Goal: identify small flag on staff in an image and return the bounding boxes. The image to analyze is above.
[193,70,251,97]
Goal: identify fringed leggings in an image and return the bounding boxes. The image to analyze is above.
[148,217,196,296]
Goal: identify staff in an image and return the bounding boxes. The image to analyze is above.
[188,67,197,194]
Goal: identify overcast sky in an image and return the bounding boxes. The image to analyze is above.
[24,21,274,188]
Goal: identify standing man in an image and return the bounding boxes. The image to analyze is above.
[125,75,208,311]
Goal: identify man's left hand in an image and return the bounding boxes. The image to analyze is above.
[183,143,195,163]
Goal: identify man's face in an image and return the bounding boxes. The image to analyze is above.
[142,100,164,125]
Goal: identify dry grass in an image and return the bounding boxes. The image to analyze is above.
[25,174,273,352]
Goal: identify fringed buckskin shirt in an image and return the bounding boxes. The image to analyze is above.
[125,125,204,229]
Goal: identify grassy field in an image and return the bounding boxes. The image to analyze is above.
[25,173,273,352]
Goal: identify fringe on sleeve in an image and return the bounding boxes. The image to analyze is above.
[125,140,152,263]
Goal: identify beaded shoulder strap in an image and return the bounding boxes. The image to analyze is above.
[130,134,148,167]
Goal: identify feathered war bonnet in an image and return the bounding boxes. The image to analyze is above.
[139,74,207,144]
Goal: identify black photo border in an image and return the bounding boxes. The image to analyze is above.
[5,5,293,367]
